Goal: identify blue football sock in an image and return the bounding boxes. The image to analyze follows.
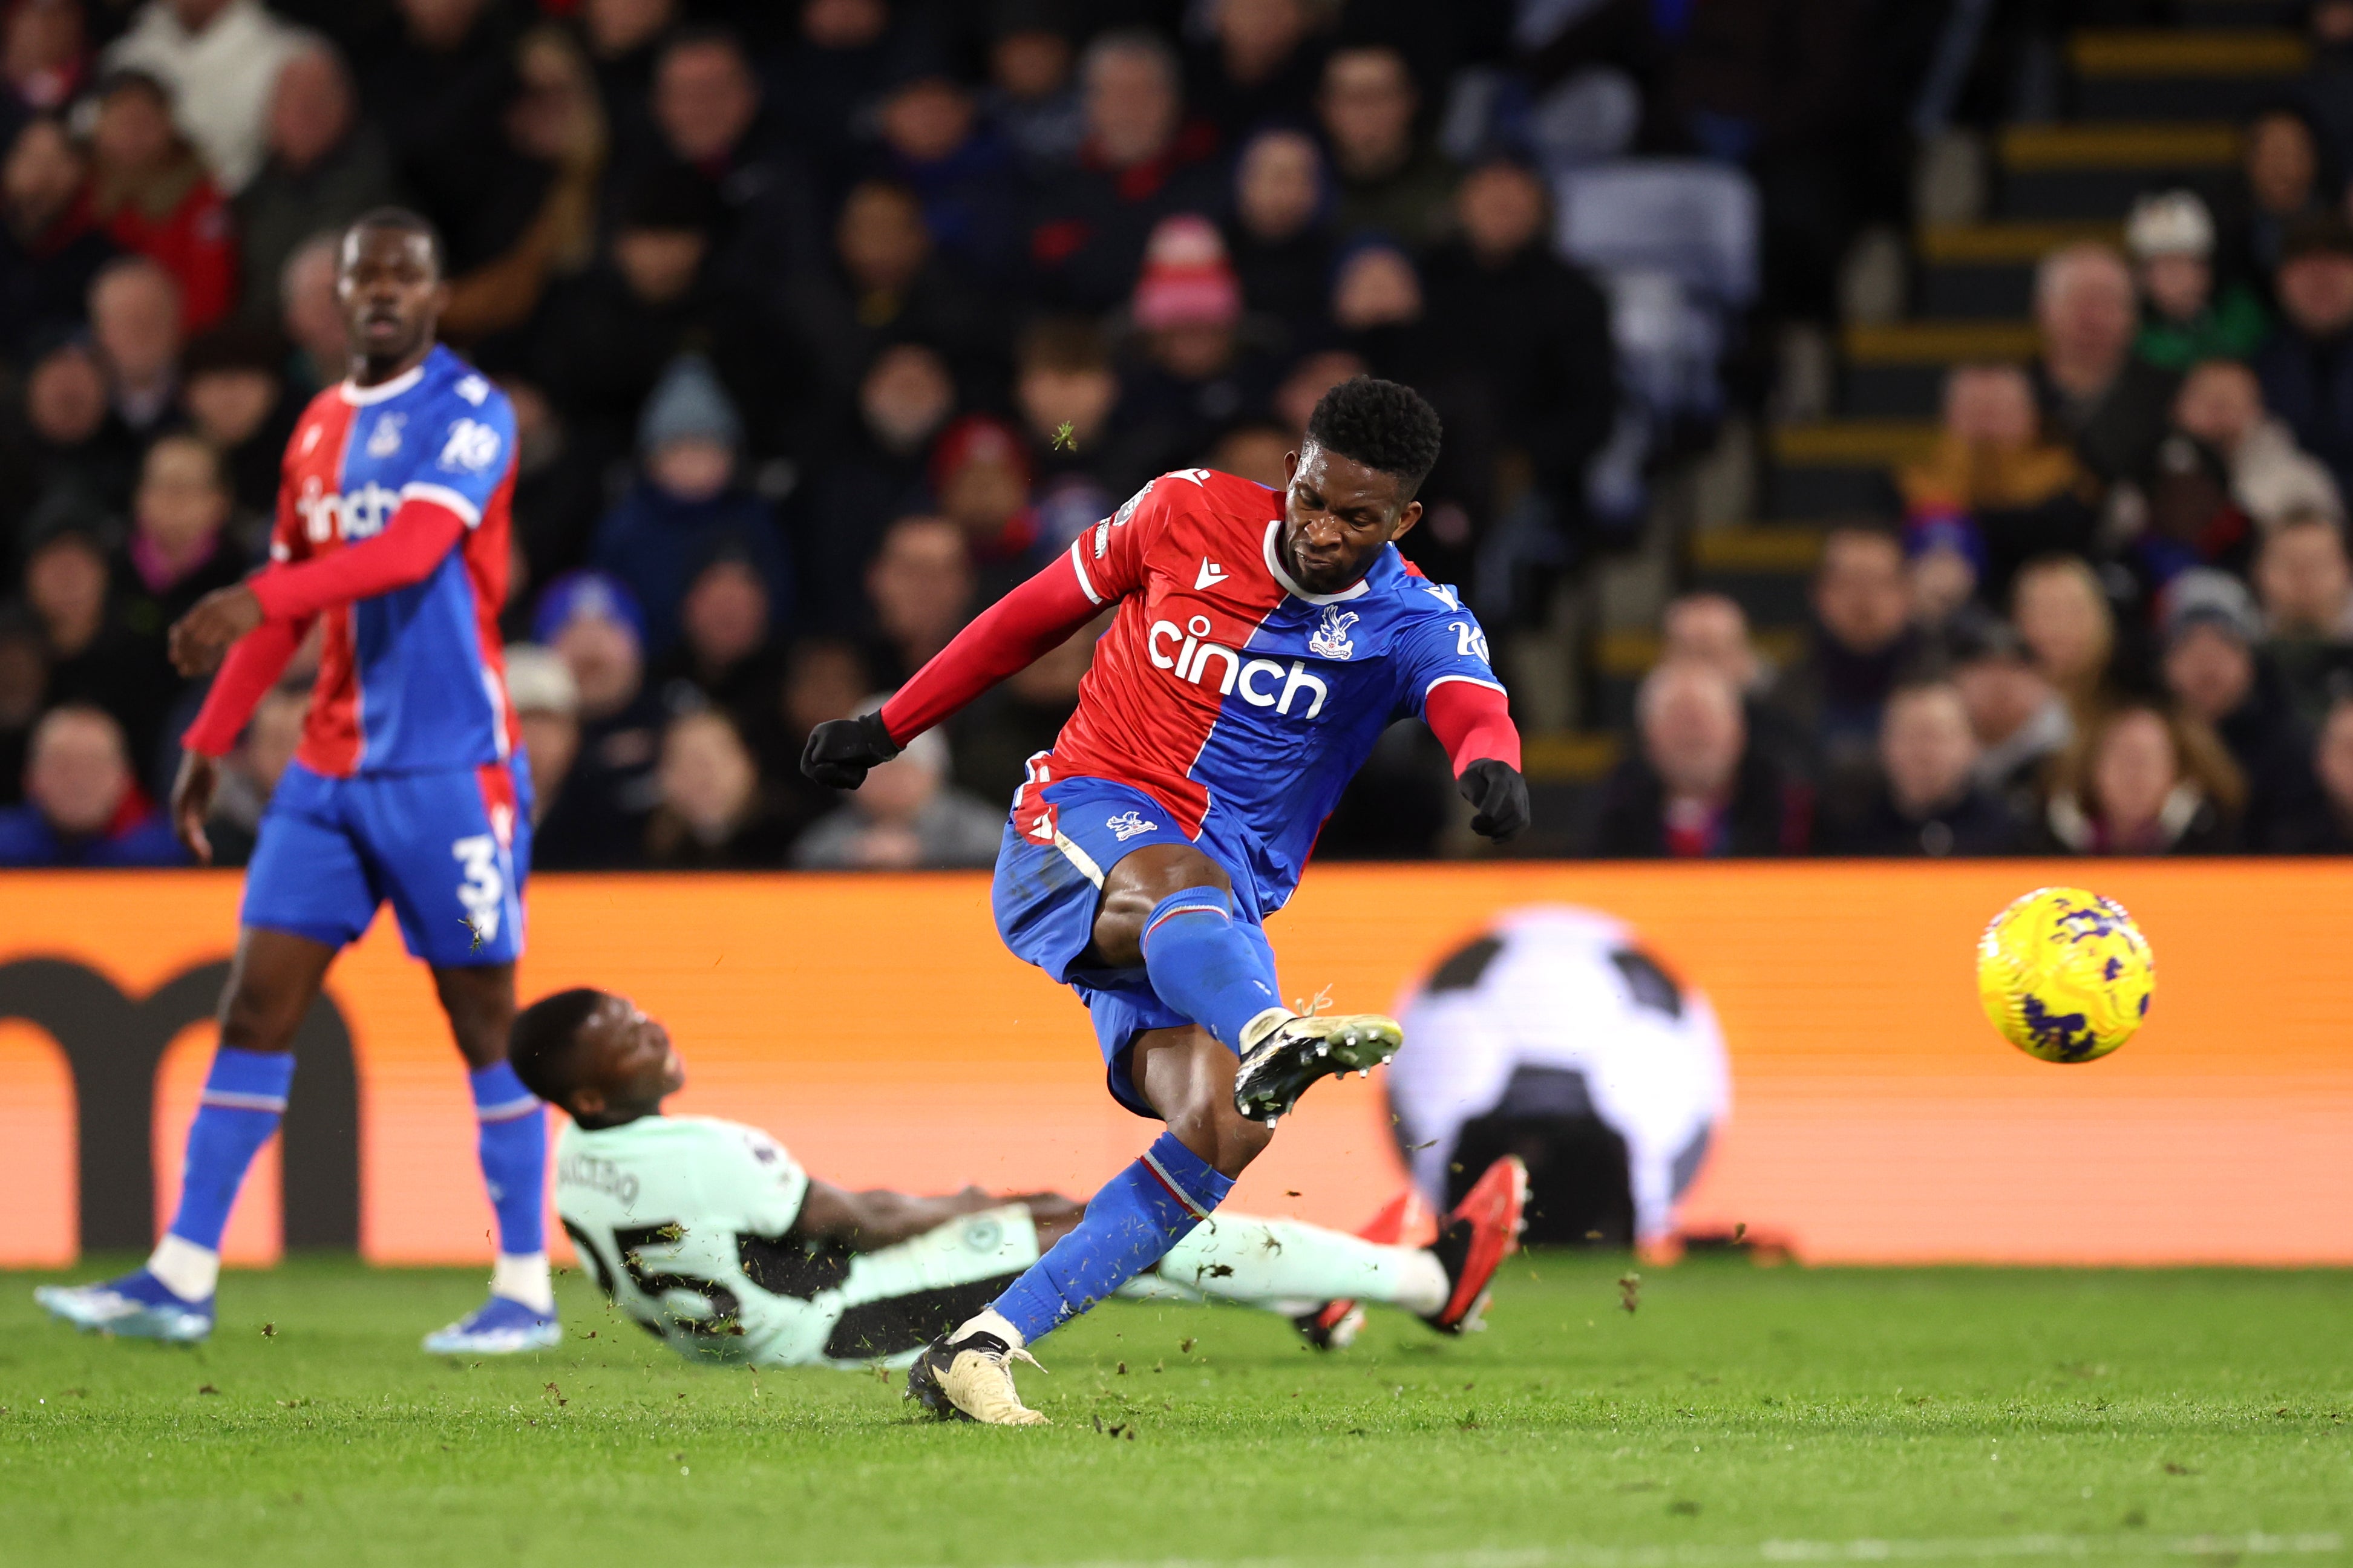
[470,1062,546,1259]
[992,1131,1236,1344]
[1139,886,1285,1050]
[165,1047,296,1254]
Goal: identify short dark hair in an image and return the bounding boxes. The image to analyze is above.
[345,206,445,278]
[1304,375,1442,494]
[661,22,751,68]
[97,68,173,110]
[507,987,609,1106]
[1018,315,1109,376]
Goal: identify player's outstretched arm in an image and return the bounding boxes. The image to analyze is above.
[790,1177,1038,1252]
[801,549,1101,789]
[1425,680,1531,842]
[167,498,471,676]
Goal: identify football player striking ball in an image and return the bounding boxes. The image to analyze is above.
[803,376,1530,1422]
[38,211,550,1354]
[509,989,1528,1373]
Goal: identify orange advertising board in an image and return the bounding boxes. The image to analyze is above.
[1,861,2349,1270]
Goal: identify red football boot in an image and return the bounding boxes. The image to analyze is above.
[1422,1156,1528,1334]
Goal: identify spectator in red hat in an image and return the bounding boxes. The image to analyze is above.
[1135,214,1242,343]
[1111,212,1278,486]
[929,412,1042,596]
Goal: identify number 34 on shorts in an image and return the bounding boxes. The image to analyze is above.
[240,760,531,967]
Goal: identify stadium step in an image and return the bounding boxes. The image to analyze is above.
[1521,733,1623,852]
[2066,28,2311,119]
[1838,321,2040,418]
[1591,625,1806,731]
[1690,524,1827,629]
[1913,221,2122,318]
[1764,420,1937,518]
[2174,0,2306,24]
[1522,731,1622,785]
[1994,121,2241,220]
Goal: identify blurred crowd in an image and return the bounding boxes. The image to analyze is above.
[0,0,2347,867]
[1594,8,2353,858]
[0,0,1937,869]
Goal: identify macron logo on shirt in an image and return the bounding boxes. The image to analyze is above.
[1194,560,1228,590]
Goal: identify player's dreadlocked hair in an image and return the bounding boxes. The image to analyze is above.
[1304,376,1443,495]
[345,205,446,277]
[507,987,609,1107]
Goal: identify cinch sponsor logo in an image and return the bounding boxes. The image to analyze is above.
[296,476,402,543]
[1148,615,1327,717]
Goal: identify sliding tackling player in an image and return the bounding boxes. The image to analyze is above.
[508,988,1525,1371]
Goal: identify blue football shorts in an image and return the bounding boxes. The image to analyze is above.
[990,774,1273,1117]
[242,759,531,967]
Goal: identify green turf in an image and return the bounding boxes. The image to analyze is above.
[2,1256,2349,1566]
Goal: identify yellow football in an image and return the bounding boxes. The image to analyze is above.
[1977,887,2154,1063]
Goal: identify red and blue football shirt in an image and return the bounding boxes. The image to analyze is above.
[1019,468,1507,905]
[269,345,520,777]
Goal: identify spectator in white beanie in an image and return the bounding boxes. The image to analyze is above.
[502,643,581,828]
[102,0,299,194]
[2127,189,2270,370]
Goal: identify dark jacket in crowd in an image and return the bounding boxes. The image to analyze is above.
[530,687,666,869]
[773,253,1004,419]
[870,129,1027,284]
[1225,223,1334,350]
[1418,237,1616,512]
[1582,747,1813,858]
[234,123,401,329]
[784,430,931,633]
[350,1,540,272]
[949,685,1080,806]
[531,264,793,463]
[2207,656,2320,852]
[1024,131,1224,311]
[1765,625,1923,814]
[0,218,113,362]
[2037,358,2180,486]
[639,800,797,870]
[2265,794,2353,853]
[590,482,793,659]
[1815,781,2021,857]
[2253,324,2353,506]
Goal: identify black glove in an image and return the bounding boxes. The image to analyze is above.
[800,711,902,789]
[1458,758,1530,843]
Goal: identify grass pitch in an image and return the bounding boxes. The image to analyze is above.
[2,1255,2349,1567]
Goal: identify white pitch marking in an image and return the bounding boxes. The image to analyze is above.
[1026,1532,2345,1568]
